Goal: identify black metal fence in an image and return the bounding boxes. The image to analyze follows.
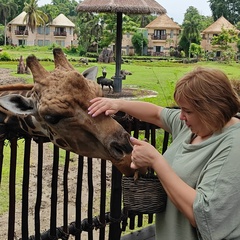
[0,113,170,240]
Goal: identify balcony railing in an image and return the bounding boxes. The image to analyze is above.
[15,30,28,35]
[151,35,167,40]
[54,31,67,36]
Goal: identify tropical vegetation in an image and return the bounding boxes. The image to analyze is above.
[209,0,240,24]
[1,0,240,57]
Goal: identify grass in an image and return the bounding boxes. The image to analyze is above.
[2,56,240,106]
[0,140,25,215]
[1,46,57,60]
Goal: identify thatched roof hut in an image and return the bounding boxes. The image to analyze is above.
[145,14,181,29]
[77,0,166,14]
[8,11,27,25]
[51,14,75,27]
[202,16,236,34]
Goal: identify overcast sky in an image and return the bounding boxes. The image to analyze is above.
[38,0,212,24]
[156,0,212,24]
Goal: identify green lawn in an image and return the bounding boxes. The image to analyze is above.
[0,140,25,215]
[1,50,240,107]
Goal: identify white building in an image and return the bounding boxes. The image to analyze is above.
[7,12,77,47]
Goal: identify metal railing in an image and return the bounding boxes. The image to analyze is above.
[0,112,170,240]
[15,30,29,35]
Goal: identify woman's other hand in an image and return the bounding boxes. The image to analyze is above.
[130,137,161,170]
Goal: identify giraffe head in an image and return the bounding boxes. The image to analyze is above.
[0,48,134,175]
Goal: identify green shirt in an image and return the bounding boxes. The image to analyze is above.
[155,108,240,240]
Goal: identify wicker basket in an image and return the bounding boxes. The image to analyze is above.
[122,175,167,214]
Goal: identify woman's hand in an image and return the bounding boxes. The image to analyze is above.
[88,97,120,117]
[130,137,161,170]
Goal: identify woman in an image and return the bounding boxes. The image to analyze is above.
[88,67,240,240]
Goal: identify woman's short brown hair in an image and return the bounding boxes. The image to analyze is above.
[174,67,240,132]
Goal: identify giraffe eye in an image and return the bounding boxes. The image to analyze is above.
[44,115,64,124]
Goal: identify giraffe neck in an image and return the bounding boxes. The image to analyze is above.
[0,84,48,140]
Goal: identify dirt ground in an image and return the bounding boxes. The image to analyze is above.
[0,69,26,85]
[0,68,156,239]
[0,140,112,240]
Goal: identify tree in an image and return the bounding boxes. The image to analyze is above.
[132,30,148,55]
[208,0,240,24]
[180,6,202,58]
[129,14,156,28]
[23,0,48,33]
[39,4,60,19]
[0,0,18,45]
[15,0,25,16]
[236,21,240,30]
[211,28,239,61]
[122,15,138,34]
[52,0,78,17]
[76,12,139,54]
[23,0,48,46]
[200,15,214,31]
[77,12,104,53]
[85,14,104,53]
[189,43,204,59]
[0,24,4,45]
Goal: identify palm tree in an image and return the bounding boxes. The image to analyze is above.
[181,7,202,58]
[23,0,48,46]
[0,0,18,45]
[77,12,103,52]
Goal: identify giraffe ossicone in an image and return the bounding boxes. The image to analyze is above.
[0,48,134,176]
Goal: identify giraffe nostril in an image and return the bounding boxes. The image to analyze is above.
[110,141,133,160]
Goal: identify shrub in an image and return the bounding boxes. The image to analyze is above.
[86,52,98,58]
[64,46,78,54]
[48,43,61,50]
[0,52,11,61]
[180,51,185,58]
[78,46,87,56]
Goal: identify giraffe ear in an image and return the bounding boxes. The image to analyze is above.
[0,94,36,115]
[82,66,98,81]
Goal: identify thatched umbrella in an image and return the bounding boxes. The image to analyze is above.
[77,0,166,93]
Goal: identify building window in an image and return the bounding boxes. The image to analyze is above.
[44,40,50,45]
[170,30,173,38]
[45,27,50,35]
[38,40,44,46]
[156,46,163,52]
[37,40,50,46]
[15,26,28,35]
[153,46,164,56]
[56,40,65,47]
[153,29,166,40]
[54,27,66,36]
[37,26,49,35]
[37,26,44,34]
[18,39,26,46]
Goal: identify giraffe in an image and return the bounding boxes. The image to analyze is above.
[0,48,134,176]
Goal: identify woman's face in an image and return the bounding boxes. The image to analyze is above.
[178,98,210,137]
